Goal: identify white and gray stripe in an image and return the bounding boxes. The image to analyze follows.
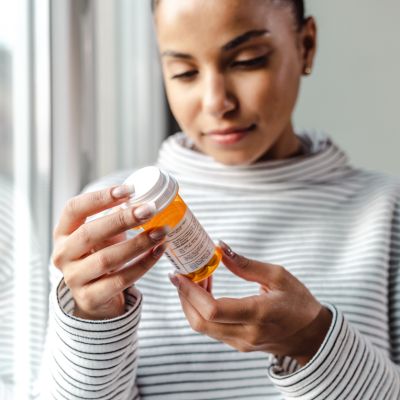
[40,132,400,399]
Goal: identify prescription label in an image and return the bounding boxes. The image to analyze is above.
[165,208,215,274]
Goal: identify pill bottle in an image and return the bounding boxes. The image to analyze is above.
[123,166,221,282]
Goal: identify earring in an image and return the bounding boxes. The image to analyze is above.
[304,66,312,76]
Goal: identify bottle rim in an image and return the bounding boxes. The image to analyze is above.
[122,166,179,213]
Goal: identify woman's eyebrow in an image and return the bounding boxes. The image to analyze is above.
[161,29,269,60]
[222,29,270,52]
[161,51,193,59]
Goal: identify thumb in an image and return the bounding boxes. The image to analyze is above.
[218,240,283,288]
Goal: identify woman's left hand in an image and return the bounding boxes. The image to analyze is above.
[169,241,332,366]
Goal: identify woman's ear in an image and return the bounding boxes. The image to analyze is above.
[300,16,317,76]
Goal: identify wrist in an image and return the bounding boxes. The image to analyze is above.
[72,296,126,320]
[292,305,332,366]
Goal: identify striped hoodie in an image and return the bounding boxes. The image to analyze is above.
[40,132,400,399]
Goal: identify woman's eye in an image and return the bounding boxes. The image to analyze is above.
[231,55,269,68]
[171,70,198,80]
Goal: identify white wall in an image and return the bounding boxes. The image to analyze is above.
[294,0,400,176]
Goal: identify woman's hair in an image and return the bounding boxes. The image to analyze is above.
[151,0,306,29]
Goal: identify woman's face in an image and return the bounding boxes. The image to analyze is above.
[155,0,316,165]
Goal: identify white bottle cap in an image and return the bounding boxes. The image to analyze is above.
[123,166,178,213]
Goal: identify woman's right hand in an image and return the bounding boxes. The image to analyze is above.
[52,185,168,320]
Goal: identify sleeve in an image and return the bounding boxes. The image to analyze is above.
[38,171,142,399]
[38,278,143,400]
[268,199,400,399]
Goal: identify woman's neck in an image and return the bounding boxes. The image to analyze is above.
[257,123,304,162]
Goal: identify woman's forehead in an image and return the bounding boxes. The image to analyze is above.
[155,0,292,44]
[155,0,272,22]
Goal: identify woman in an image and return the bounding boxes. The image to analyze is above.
[40,0,400,399]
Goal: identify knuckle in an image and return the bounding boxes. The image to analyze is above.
[90,188,109,203]
[237,256,251,270]
[76,287,97,310]
[114,209,130,229]
[52,245,66,269]
[51,252,62,269]
[95,251,111,271]
[63,268,78,288]
[272,265,286,284]
[65,197,80,219]
[112,274,128,293]
[132,234,151,255]
[135,257,154,274]
[84,188,110,207]
[76,225,92,248]
[191,317,206,334]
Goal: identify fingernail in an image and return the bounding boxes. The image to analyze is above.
[152,242,167,258]
[168,273,180,288]
[149,226,170,242]
[218,240,236,258]
[134,202,156,221]
[111,184,135,199]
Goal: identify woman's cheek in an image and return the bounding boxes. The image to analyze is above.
[238,73,273,117]
[264,69,298,122]
[168,87,199,133]
[171,92,192,122]
[166,84,187,117]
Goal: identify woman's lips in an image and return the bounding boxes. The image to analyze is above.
[205,124,256,145]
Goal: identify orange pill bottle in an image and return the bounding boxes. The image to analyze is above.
[123,166,221,282]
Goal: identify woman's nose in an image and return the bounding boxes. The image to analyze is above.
[202,74,237,118]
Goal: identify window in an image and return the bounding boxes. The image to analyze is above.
[1,1,165,396]
[0,0,50,398]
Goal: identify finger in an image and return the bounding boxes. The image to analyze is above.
[197,279,207,290]
[170,274,263,324]
[205,275,213,294]
[55,184,135,237]
[178,292,277,353]
[64,227,169,287]
[81,242,167,306]
[58,202,157,261]
[91,232,126,253]
[197,276,212,292]
[218,240,286,289]
[177,290,245,342]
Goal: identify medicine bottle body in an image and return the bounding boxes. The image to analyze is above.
[141,192,221,282]
[124,167,221,282]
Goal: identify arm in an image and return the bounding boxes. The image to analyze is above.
[269,303,400,399]
[38,185,168,399]
[268,198,400,399]
[171,238,400,400]
[38,280,143,400]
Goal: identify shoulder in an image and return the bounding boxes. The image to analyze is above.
[349,168,400,201]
